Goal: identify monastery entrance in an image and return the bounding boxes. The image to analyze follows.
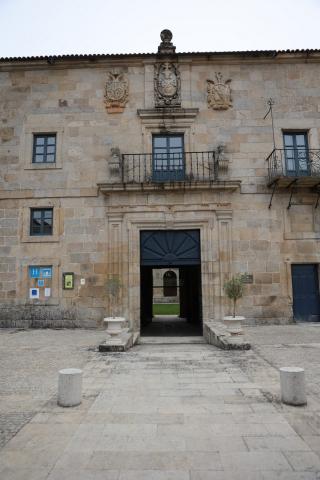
[140,230,202,336]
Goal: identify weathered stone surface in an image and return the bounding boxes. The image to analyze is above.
[280,367,307,406]
[1,326,320,477]
[1,37,320,328]
[58,368,83,407]
[204,321,251,350]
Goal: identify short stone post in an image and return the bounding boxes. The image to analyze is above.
[58,368,83,407]
[280,367,307,406]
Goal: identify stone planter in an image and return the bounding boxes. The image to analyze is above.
[223,316,245,344]
[103,317,128,336]
[99,316,133,352]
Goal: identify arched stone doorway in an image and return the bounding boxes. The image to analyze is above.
[163,270,177,297]
[140,229,202,336]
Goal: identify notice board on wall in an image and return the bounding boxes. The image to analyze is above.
[28,266,52,300]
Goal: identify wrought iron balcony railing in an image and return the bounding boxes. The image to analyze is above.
[121,151,217,184]
[267,148,320,184]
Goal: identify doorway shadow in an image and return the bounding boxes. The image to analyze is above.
[141,315,202,337]
[140,264,202,337]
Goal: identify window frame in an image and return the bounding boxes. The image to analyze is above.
[152,133,185,182]
[32,133,57,164]
[22,119,64,171]
[30,208,54,236]
[283,131,310,176]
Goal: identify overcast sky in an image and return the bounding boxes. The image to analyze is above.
[0,0,319,57]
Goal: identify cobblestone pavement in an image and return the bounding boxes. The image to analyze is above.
[0,325,319,479]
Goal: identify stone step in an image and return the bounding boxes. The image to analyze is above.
[138,336,206,345]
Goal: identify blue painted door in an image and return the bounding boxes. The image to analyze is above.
[292,264,320,321]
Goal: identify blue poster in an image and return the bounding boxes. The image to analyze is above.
[40,267,52,278]
[29,267,40,278]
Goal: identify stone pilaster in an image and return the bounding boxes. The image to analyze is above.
[216,210,233,319]
[106,214,126,318]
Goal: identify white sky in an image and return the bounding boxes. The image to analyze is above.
[0,0,319,57]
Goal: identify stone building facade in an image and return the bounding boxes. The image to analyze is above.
[1,30,320,331]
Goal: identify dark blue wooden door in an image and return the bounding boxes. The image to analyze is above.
[292,264,320,321]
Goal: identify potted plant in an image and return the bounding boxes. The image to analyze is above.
[104,275,127,336]
[223,274,246,342]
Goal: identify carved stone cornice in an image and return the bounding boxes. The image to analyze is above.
[98,180,241,194]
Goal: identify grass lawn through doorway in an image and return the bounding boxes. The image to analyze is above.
[152,303,180,315]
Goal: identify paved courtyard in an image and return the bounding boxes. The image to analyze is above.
[0,325,319,479]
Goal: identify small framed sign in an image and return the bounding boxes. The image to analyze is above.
[63,272,74,290]
[29,288,39,299]
[242,273,253,284]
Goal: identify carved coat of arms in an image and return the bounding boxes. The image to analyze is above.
[154,62,181,107]
[104,71,129,113]
[207,73,232,110]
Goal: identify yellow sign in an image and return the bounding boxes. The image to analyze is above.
[63,273,74,290]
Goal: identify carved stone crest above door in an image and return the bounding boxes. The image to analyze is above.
[154,62,181,107]
[104,71,129,113]
[207,73,232,110]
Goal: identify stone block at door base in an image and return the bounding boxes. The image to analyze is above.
[204,321,251,350]
[99,332,134,352]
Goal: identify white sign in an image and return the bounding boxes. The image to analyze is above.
[29,288,39,299]
[44,288,51,297]
[80,278,85,285]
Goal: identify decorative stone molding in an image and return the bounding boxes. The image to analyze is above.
[207,73,232,110]
[108,147,122,182]
[104,71,129,113]
[137,107,199,130]
[216,145,229,177]
[154,62,181,107]
[157,29,176,54]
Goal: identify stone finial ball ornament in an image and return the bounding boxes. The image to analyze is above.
[160,29,173,43]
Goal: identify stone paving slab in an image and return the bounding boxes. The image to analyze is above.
[0,326,319,479]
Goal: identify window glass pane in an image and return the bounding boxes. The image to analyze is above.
[47,136,56,145]
[285,150,294,159]
[153,148,167,154]
[46,154,55,163]
[153,137,167,148]
[43,219,52,234]
[31,225,41,235]
[36,137,45,145]
[296,135,307,147]
[31,217,41,234]
[284,134,293,147]
[47,146,55,154]
[32,210,42,219]
[35,154,44,163]
[36,146,44,154]
[43,210,53,219]
[169,136,183,148]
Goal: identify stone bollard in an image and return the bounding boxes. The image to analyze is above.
[280,367,307,406]
[58,368,83,407]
